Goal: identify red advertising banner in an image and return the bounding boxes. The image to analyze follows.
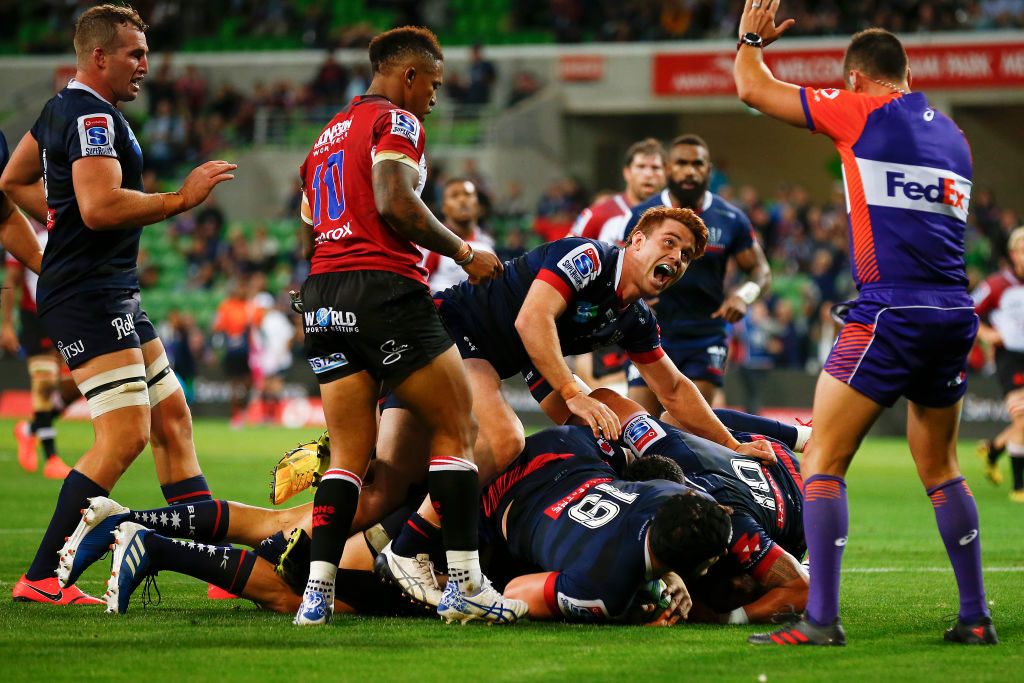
[653,42,1024,96]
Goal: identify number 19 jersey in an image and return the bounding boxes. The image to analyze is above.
[300,95,429,285]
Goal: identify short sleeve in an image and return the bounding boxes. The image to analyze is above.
[971,278,996,317]
[619,303,664,360]
[800,87,888,145]
[534,238,604,302]
[67,112,119,163]
[728,514,784,581]
[550,570,621,620]
[730,209,755,253]
[371,108,425,166]
[0,130,9,175]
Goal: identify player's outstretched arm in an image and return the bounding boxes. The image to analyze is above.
[73,157,236,231]
[0,195,42,274]
[516,279,621,440]
[0,132,48,223]
[733,0,805,127]
[372,159,502,284]
[733,551,808,624]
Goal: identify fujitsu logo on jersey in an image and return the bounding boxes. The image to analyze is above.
[313,120,352,152]
[856,158,972,222]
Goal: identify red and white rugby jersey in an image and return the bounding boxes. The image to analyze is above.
[569,192,631,245]
[419,226,496,292]
[300,95,429,284]
[801,88,972,288]
[973,268,1024,352]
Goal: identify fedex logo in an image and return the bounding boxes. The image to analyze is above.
[557,243,603,290]
[622,415,667,457]
[856,158,971,222]
[886,172,966,209]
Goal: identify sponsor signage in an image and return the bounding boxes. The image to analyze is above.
[653,42,1024,96]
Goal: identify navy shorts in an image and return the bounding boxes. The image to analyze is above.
[627,333,728,388]
[37,289,157,370]
[994,347,1024,396]
[823,285,978,408]
[302,271,453,388]
[18,307,55,356]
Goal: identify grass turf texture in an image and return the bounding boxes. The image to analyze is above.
[0,417,1020,682]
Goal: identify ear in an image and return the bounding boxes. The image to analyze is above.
[92,46,106,69]
[403,65,417,87]
[632,229,645,250]
[905,67,912,89]
[847,70,862,93]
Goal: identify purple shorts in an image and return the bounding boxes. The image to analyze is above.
[823,285,978,408]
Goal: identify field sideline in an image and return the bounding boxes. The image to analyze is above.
[0,417,1020,681]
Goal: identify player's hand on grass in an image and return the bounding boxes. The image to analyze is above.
[462,249,503,285]
[566,392,621,441]
[645,572,692,626]
[179,160,237,209]
[739,0,796,47]
[735,438,776,465]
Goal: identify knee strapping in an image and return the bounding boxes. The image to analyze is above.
[78,364,149,418]
[146,351,181,406]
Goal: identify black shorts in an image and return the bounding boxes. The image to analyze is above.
[18,308,55,356]
[995,347,1024,396]
[302,271,453,388]
[37,289,157,370]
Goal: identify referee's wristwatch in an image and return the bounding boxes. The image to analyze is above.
[737,32,764,50]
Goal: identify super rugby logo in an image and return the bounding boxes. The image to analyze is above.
[77,113,115,156]
[622,415,667,456]
[856,158,972,222]
[390,110,420,145]
[557,244,603,290]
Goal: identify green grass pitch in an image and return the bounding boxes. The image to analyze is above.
[0,417,1020,681]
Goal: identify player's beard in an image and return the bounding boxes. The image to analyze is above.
[667,175,708,209]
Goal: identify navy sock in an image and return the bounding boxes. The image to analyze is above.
[1012,455,1024,491]
[144,533,257,595]
[32,410,58,458]
[713,408,799,450]
[160,474,212,505]
[26,469,107,581]
[130,500,230,542]
[391,512,442,558]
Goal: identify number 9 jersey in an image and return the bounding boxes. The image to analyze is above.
[300,95,429,286]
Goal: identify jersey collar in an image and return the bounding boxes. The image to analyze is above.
[613,247,626,305]
[661,189,713,213]
[67,79,110,105]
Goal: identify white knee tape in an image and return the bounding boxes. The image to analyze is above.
[78,364,149,419]
[145,351,181,406]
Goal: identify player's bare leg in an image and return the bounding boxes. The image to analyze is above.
[750,372,881,645]
[627,384,662,416]
[464,357,526,480]
[907,399,998,644]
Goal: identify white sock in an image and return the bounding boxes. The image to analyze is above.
[794,424,812,453]
[446,549,482,595]
[305,560,337,595]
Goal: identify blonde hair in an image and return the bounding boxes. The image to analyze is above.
[74,4,147,66]
[1008,226,1024,251]
[627,206,708,260]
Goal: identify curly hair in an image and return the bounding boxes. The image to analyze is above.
[649,491,732,577]
[368,26,443,73]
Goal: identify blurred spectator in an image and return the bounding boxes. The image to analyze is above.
[465,43,497,105]
[213,277,257,428]
[312,50,350,107]
[142,99,186,175]
[508,70,542,107]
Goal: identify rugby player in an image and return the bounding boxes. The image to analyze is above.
[1,5,235,606]
[972,226,1024,502]
[734,0,996,645]
[620,134,771,409]
[567,138,667,393]
[292,25,523,626]
[420,177,497,292]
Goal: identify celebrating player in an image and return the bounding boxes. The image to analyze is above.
[972,226,1024,502]
[620,134,771,409]
[734,0,996,645]
[0,4,235,606]
[292,25,523,626]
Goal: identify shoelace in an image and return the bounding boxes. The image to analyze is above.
[140,573,162,610]
[414,555,440,590]
[770,604,801,624]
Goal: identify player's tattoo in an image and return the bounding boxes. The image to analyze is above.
[371,161,461,257]
[760,554,803,589]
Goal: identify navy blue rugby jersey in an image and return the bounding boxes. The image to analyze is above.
[622,190,755,339]
[31,81,145,312]
[483,425,691,620]
[435,237,664,379]
[1,129,9,173]
[620,414,805,580]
